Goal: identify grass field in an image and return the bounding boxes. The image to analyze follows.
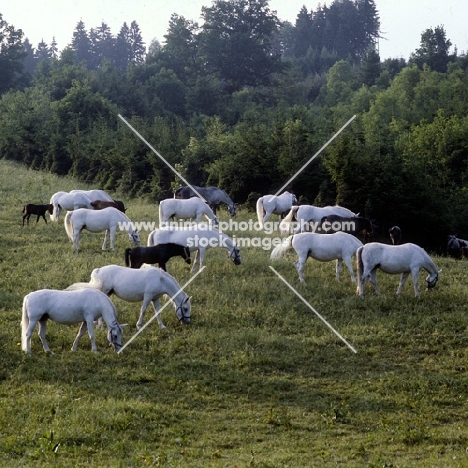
[1,159,468,467]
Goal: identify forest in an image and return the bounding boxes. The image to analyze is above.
[1,0,468,250]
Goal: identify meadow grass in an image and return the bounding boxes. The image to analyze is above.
[1,159,468,467]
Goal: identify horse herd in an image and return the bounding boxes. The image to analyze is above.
[21,186,451,355]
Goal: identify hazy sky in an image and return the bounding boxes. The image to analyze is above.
[2,0,467,60]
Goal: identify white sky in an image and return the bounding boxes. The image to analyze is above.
[2,0,467,60]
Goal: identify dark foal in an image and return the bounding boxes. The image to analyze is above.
[125,243,191,271]
[22,203,53,226]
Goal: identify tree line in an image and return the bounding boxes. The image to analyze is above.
[1,0,468,250]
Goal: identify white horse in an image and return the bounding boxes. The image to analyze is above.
[159,198,219,227]
[271,232,363,283]
[147,223,241,272]
[49,191,93,221]
[21,288,124,354]
[70,189,114,202]
[356,242,441,297]
[256,191,298,229]
[64,207,140,251]
[67,264,192,330]
[280,204,357,234]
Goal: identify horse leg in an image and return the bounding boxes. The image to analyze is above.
[411,271,420,297]
[24,319,37,354]
[136,296,153,330]
[335,259,342,281]
[396,272,411,296]
[150,299,166,329]
[41,213,47,224]
[191,250,200,273]
[73,230,81,251]
[37,319,52,353]
[197,248,206,271]
[72,321,89,351]
[294,257,307,282]
[343,257,356,283]
[102,230,110,250]
[369,268,381,295]
[109,227,117,251]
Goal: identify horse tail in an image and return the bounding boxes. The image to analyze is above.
[125,248,132,267]
[256,197,265,228]
[66,269,103,291]
[270,235,294,259]
[22,205,27,214]
[356,245,364,295]
[279,206,298,235]
[64,211,74,241]
[21,294,30,352]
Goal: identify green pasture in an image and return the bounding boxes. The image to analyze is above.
[0,160,468,467]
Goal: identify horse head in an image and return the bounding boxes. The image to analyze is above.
[129,230,141,245]
[175,296,191,324]
[107,323,125,351]
[426,269,442,291]
[228,204,237,217]
[230,245,242,265]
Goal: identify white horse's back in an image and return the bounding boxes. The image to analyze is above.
[159,198,217,225]
[71,189,113,202]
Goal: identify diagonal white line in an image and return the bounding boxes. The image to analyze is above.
[269,266,357,353]
[274,114,356,196]
[117,266,206,354]
[118,114,207,202]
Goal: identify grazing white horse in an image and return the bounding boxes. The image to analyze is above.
[271,232,363,283]
[70,189,114,202]
[159,198,219,227]
[147,223,241,272]
[256,191,297,229]
[64,207,140,251]
[21,288,124,354]
[280,205,358,234]
[356,242,441,297]
[49,191,93,221]
[67,265,192,330]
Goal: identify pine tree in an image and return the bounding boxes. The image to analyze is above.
[71,20,92,67]
[35,40,51,62]
[129,21,145,64]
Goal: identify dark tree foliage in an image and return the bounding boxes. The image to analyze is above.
[0,13,26,94]
[410,25,454,72]
[71,20,92,66]
[150,14,201,85]
[199,0,283,92]
[289,0,380,73]
[35,40,51,62]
